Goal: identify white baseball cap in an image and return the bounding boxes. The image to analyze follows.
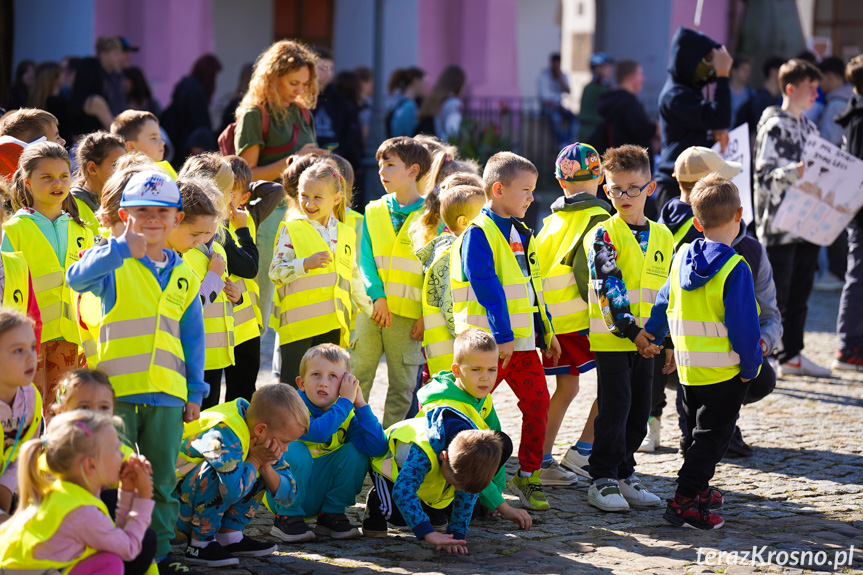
[120,171,183,209]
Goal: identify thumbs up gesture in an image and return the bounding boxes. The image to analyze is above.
[123,215,148,259]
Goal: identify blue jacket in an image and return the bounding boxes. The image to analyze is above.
[66,236,208,406]
[644,239,762,380]
[298,392,388,457]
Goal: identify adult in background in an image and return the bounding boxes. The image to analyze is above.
[5,60,35,109]
[576,52,613,144]
[418,65,466,142]
[594,60,655,160]
[655,27,732,211]
[27,62,68,142]
[386,67,426,137]
[234,39,322,329]
[68,37,127,138]
[729,56,755,128]
[124,66,160,115]
[736,56,784,137]
[161,54,222,167]
[538,53,578,148]
[219,63,253,134]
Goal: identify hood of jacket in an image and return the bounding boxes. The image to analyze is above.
[835,93,863,127]
[550,191,610,214]
[677,238,737,291]
[667,27,720,88]
[658,197,694,232]
[597,88,637,118]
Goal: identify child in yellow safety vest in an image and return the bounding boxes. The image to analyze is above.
[583,145,672,513]
[0,410,154,573]
[3,142,94,409]
[535,143,611,486]
[640,175,762,530]
[70,131,127,237]
[271,344,387,543]
[270,159,371,385]
[174,384,309,568]
[0,196,42,346]
[353,137,432,427]
[0,309,42,524]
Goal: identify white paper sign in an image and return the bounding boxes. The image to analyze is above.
[772,134,863,246]
[712,123,753,224]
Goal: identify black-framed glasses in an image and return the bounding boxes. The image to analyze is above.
[604,182,651,198]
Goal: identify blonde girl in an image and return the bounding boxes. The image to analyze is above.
[2,142,94,409]
[270,159,371,384]
[0,410,154,574]
[71,131,127,235]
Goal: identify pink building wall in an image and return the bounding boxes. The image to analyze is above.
[670,0,733,48]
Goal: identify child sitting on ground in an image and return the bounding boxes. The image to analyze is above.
[175,384,309,567]
[270,344,387,543]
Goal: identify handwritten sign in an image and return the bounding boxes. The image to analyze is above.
[712,124,753,224]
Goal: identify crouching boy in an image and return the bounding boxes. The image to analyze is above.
[174,384,310,567]
[270,344,388,542]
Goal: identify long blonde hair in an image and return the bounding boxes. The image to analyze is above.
[238,40,319,123]
[297,159,345,222]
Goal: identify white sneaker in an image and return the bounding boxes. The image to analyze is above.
[780,354,832,378]
[588,479,630,512]
[618,475,662,507]
[637,417,661,452]
[561,448,591,478]
[539,460,580,486]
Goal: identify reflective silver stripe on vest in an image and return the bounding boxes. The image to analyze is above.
[40,302,62,322]
[374,255,422,275]
[203,302,227,319]
[675,349,740,368]
[668,319,729,338]
[424,313,447,330]
[546,299,587,318]
[205,332,232,348]
[99,349,186,378]
[100,316,181,342]
[543,274,577,292]
[503,283,528,300]
[281,300,337,324]
[451,286,469,303]
[281,272,338,296]
[233,304,256,325]
[386,282,422,302]
[31,270,64,293]
[588,287,643,306]
[81,338,97,358]
[641,288,659,305]
[247,290,259,306]
[589,316,643,333]
[425,339,454,358]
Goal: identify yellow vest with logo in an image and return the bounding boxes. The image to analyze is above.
[0,480,111,572]
[422,244,455,375]
[0,384,42,477]
[74,196,100,238]
[585,216,673,352]
[672,217,695,251]
[76,290,101,367]
[185,242,235,370]
[271,218,354,347]
[536,206,609,334]
[177,399,251,478]
[668,249,760,385]
[450,214,553,346]
[95,258,199,400]
[365,199,424,319]
[1,251,30,315]
[419,391,493,431]
[345,208,364,331]
[228,218,262,346]
[302,408,355,458]
[371,417,458,509]
[3,216,92,344]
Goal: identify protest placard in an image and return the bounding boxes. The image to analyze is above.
[712,124,753,224]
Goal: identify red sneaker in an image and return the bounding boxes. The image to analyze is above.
[664,496,725,530]
[697,486,723,509]
[833,347,863,373]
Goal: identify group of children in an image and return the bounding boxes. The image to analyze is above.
[0,53,820,571]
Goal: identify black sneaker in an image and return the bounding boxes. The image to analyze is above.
[157,554,203,575]
[361,515,388,538]
[664,497,725,530]
[315,512,361,539]
[270,515,316,543]
[183,541,239,567]
[222,534,278,557]
[724,426,754,458]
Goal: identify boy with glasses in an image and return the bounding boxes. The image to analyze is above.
[582,145,673,512]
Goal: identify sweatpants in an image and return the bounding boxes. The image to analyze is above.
[589,351,653,481]
[767,241,820,363]
[838,222,863,352]
[276,441,369,517]
[351,313,424,428]
[493,350,549,473]
[280,329,341,387]
[114,402,184,559]
[677,375,751,497]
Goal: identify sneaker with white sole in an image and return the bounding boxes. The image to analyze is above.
[183,541,239,567]
[833,347,863,372]
[780,354,831,378]
[588,479,630,512]
[560,448,591,478]
[539,460,580,486]
[222,535,278,557]
[618,475,662,507]
[637,417,661,452]
[270,515,316,543]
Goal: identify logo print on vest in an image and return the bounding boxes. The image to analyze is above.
[77,237,84,248]
[177,277,189,292]
[12,289,23,304]
[654,250,664,263]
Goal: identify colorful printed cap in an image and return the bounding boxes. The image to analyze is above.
[555,142,602,182]
[120,170,183,209]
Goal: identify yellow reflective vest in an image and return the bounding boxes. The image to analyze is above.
[3,216,93,344]
[365,199,424,319]
[73,196,100,238]
[422,244,455,376]
[185,242,235,370]
[1,251,30,315]
[585,216,673,352]
[419,389,493,431]
[177,398,251,479]
[450,214,553,347]
[667,249,760,385]
[536,205,609,334]
[345,208,364,331]
[228,218,262,346]
[0,480,111,572]
[0,384,42,477]
[672,217,695,250]
[271,218,354,347]
[95,258,199,400]
[302,408,355,458]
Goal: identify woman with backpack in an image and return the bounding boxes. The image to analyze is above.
[386,67,426,137]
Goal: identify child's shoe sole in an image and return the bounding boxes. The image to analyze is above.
[270,526,316,543]
[663,509,725,529]
[507,479,551,511]
[315,524,361,540]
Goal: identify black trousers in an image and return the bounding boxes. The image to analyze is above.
[201,336,261,409]
[677,375,751,497]
[649,338,679,418]
[100,488,157,575]
[766,241,820,363]
[589,351,653,481]
[279,329,341,388]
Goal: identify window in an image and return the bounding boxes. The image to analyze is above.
[813,0,863,61]
[274,0,334,49]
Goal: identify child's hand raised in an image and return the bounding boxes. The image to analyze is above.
[208,252,227,277]
[423,532,468,554]
[353,384,368,409]
[303,251,332,272]
[223,279,242,303]
[229,204,248,230]
[122,216,147,259]
[248,437,282,470]
[339,372,359,403]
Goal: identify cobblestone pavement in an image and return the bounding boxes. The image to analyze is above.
[187,290,863,574]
